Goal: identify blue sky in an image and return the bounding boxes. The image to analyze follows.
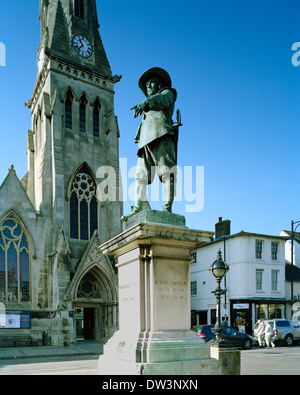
[0,0,299,236]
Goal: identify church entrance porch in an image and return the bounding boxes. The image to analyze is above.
[72,264,118,342]
[64,234,119,344]
[74,303,118,341]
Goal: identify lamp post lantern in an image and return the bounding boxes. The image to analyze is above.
[209,249,229,343]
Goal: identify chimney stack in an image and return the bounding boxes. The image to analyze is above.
[215,218,231,239]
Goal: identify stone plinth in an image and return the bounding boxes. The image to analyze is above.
[121,209,186,231]
[210,345,241,375]
[98,220,240,375]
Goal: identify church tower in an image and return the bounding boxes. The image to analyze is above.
[17,0,122,345]
[27,0,122,239]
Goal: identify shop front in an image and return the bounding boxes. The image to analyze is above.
[230,299,287,335]
[254,301,287,321]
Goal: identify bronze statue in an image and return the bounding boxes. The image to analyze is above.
[122,67,181,221]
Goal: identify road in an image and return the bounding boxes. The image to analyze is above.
[241,345,300,375]
[0,346,300,375]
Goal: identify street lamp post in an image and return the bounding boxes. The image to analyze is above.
[291,220,300,301]
[209,249,229,343]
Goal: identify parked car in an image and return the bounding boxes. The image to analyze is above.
[196,325,253,349]
[253,319,300,346]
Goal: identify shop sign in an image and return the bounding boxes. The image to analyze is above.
[233,303,249,310]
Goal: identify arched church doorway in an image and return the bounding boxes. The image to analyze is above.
[75,306,97,340]
[73,266,118,341]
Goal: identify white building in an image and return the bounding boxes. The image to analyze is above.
[280,230,300,318]
[280,230,300,269]
[191,219,287,334]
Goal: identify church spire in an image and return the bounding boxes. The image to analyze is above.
[38,0,112,78]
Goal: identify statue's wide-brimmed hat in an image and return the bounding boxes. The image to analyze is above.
[138,67,172,97]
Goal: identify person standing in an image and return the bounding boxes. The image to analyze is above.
[256,319,265,347]
[265,321,275,348]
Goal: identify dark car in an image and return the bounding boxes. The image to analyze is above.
[197,325,253,349]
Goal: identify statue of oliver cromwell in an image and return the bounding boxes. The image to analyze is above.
[122,67,181,221]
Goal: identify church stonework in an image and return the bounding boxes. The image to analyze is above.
[0,0,122,347]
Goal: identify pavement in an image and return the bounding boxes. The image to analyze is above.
[0,339,104,361]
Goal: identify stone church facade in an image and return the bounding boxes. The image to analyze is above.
[0,0,123,347]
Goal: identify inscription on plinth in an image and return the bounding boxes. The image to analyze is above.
[155,279,186,301]
[118,261,140,332]
[153,260,190,331]
[119,282,137,303]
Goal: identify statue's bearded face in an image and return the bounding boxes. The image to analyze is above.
[146,77,161,97]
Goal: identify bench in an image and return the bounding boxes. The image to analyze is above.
[0,334,32,347]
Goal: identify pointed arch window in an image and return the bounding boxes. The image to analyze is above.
[65,89,74,130]
[0,216,30,302]
[70,166,98,240]
[75,0,85,20]
[79,95,87,133]
[93,99,101,137]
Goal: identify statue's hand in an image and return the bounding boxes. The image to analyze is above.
[130,100,149,118]
[130,105,140,118]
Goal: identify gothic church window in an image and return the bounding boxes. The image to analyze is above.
[93,99,101,137]
[70,166,98,240]
[79,95,87,133]
[0,216,30,302]
[75,0,85,20]
[65,89,74,130]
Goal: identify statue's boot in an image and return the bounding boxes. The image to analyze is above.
[135,182,151,210]
[162,174,175,213]
[121,182,150,221]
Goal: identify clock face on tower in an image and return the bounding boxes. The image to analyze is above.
[72,34,93,58]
